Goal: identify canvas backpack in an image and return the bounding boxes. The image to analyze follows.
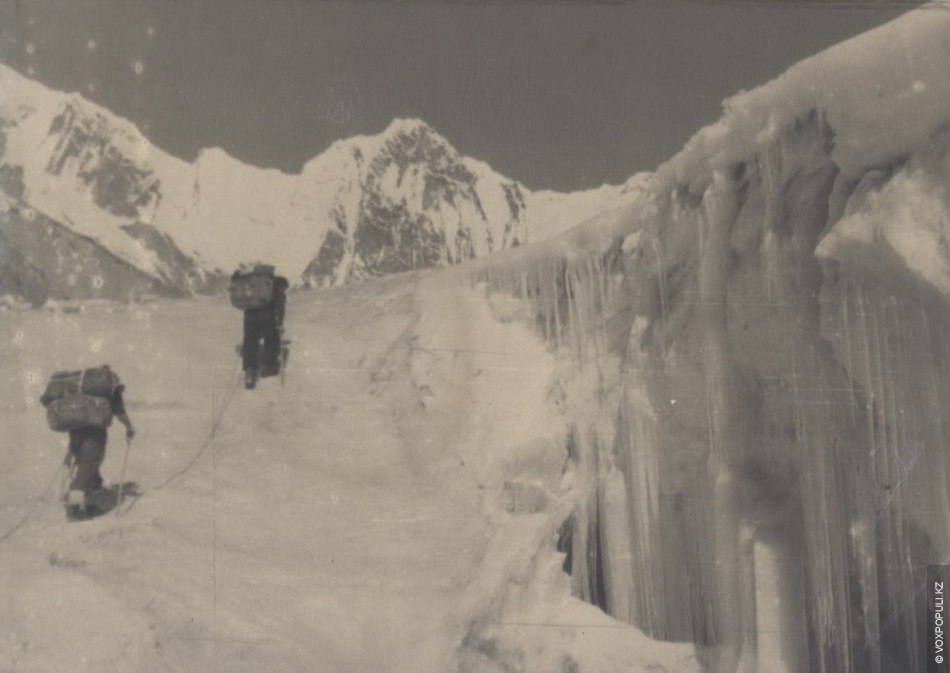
[40,366,120,432]
[229,264,276,310]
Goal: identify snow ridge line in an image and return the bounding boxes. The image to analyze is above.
[120,362,243,516]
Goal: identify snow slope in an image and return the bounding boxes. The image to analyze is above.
[0,278,697,673]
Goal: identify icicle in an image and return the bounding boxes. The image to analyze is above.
[464,106,950,673]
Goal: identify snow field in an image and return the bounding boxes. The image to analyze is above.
[0,271,693,672]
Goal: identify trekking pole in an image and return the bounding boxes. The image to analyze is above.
[115,435,132,516]
[279,326,287,387]
[61,451,74,503]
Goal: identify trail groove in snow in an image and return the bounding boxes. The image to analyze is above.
[1,274,692,672]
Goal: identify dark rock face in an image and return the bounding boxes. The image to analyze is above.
[2,72,551,301]
[501,183,526,248]
[0,96,228,304]
[0,116,9,161]
[303,228,346,285]
[119,222,227,294]
[0,96,201,304]
[304,122,529,287]
[0,196,227,304]
[0,203,177,304]
[45,103,161,219]
[353,191,447,275]
[0,164,25,200]
[2,65,565,300]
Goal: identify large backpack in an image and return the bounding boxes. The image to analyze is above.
[229,264,276,310]
[40,366,120,432]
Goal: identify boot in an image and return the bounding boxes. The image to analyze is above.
[83,491,105,517]
[65,489,87,521]
[244,369,257,389]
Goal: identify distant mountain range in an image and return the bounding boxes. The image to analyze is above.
[0,63,648,305]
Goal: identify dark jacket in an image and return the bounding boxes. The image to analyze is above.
[273,276,289,328]
[244,276,288,325]
[242,276,288,372]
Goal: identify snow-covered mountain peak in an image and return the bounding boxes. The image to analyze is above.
[0,63,647,302]
[373,118,463,174]
[311,117,460,179]
[379,116,441,142]
[303,117,441,170]
[194,145,299,188]
[195,145,237,166]
[1,64,155,164]
[1,63,61,115]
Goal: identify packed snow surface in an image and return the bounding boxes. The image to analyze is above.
[0,276,697,673]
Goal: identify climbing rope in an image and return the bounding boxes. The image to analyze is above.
[0,449,70,544]
[0,362,243,538]
[118,362,243,515]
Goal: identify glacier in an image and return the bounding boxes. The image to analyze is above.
[2,5,950,673]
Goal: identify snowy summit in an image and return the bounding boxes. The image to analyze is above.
[0,66,647,304]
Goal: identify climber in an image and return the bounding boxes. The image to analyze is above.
[40,365,136,520]
[229,265,289,389]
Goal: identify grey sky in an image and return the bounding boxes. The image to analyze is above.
[0,0,908,191]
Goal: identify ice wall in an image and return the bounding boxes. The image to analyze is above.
[469,7,950,672]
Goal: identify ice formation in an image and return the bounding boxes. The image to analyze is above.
[464,6,950,672]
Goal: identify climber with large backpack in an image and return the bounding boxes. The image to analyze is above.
[39,364,136,520]
[229,264,289,389]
